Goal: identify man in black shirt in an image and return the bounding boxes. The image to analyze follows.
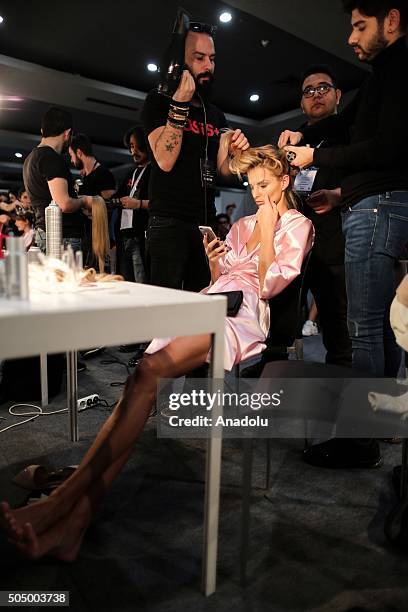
[115,126,150,283]
[283,1,408,467]
[279,65,352,368]
[69,133,116,267]
[141,23,249,291]
[23,107,92,252]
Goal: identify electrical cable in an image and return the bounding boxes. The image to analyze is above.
[196,90,209,226]
[0,398,111,434]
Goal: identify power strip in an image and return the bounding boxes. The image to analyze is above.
[77,394,100,410]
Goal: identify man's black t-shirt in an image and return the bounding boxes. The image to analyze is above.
[78,164,116,197]
[140,90,228,225]
[23,146,83,238]
[115,164,151,238]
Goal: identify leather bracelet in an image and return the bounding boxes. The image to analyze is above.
[170,100,189,109]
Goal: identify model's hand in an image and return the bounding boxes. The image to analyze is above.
[284,145,314,169]
[227,129,250,154]
[278,130,303,148]
[172,70,196,103]
[307,188,341,215]
[256,193,279,229]
[203,234,228,264]
[121,196,140,210]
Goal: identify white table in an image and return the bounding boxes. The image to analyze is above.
[0,281,225,596]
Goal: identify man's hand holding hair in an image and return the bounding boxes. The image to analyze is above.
[278,130,303,148]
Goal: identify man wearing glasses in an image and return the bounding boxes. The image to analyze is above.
[278,66,352,374]
[141,22,249,292]
[281,0,408,469]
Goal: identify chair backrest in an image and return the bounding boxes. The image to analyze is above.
[267,250,312,348]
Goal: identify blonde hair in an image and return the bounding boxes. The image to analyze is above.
[225,131,300,210]
[91,196,110,273]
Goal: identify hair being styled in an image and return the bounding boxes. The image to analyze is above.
[227,133,300,210]
[16,211,35,226]
[91,196,110,273]
[41,107,73,138]
[70,133,94,157]
[342,0,408,31]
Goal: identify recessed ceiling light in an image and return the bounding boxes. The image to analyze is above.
[15,152,23,158]
[243,181,248,187]
[249,94,260,102]
[147,63,158,72]
[219,12,232,23]
[0,16,4,24]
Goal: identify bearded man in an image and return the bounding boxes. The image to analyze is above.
[141,22,249,291]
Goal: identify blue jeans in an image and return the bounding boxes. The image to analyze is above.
[342,192,408,377]
[121,236,145,283]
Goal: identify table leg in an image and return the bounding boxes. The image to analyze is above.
[202,329,224,596]
[67,350,78,442]
[40,353,48,408]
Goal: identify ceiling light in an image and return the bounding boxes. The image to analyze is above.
[219,12,232,23]
[15,152,23,158]
[0,16,4,24]
[249,94,260,102]
[147,63,158,72]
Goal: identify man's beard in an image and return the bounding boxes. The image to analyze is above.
[194,72,214,103]
[356,25,388,62]
[74,157,83,170]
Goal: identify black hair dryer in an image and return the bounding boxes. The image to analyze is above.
[157,7,191,97]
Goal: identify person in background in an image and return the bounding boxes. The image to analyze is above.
[116,127,150,284]
[23,107,93,253]
[278,64,351,368]
[225,202,237,223]
[15,211,35,250]
[69,133,115,268]
[16,187,33,214]
[215,212,231,241]
[115,126,151,364]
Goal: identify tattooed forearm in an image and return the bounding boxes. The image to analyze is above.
[153,123,184,170]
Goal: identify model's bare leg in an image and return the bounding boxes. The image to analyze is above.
[14,446,133,560]
[2,334,211,542]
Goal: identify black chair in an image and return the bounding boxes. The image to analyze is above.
[239,360,360,585]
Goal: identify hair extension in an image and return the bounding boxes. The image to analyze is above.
[91,196,110,273]
[225,131,300,210]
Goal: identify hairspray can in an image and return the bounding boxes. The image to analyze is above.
[5,236,29,300]
[45,200,62,259]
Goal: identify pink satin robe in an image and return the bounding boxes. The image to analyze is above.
[145,209,314,370]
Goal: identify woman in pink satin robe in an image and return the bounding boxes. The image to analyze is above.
[147,208,313,370]
[1,140,313,560]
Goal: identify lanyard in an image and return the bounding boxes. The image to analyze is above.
[129,164,148,198]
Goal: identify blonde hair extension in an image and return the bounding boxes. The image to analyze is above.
[91,196,110,273]
[223,130,300,210]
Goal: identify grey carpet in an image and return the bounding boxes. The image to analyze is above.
[1,337,408,612]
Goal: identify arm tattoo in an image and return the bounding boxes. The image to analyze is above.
[165,141,176,153]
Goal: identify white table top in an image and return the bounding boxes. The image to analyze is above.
[0,281,227,359]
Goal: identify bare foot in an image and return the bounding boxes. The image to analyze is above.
[0,495,63,542]
[15,511,89,562]
[0,502,23,540]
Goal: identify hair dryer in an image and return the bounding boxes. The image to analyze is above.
[157,7,191,97]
